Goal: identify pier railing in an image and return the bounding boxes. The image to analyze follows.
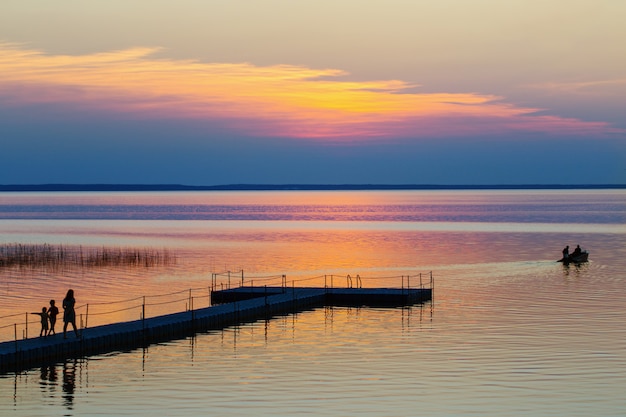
[209,271,433,291]
[0,271,433,343]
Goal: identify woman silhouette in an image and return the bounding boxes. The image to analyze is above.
[62,289,79,338]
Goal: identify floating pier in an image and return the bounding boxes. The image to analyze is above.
[0,284,432,373]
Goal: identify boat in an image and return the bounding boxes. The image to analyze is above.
[558,251,589,264]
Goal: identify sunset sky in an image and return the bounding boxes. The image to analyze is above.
[1,1,625,185]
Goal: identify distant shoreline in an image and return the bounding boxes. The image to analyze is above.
[0,184,624,192]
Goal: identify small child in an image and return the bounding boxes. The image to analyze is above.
[48,300,59,335]
[31,307,49,337]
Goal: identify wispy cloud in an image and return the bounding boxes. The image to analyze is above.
[529,78,626,97]
[0,43,619,140]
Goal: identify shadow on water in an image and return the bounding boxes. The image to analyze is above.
[31,360,80,413]
[6,358,82,414]
[39,364,58,397]
[560,260,590,278]
[62,359,78,410]
[6,302,432,413]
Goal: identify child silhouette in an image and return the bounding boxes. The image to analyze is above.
[48,300,59,335]
[31,307,49,337]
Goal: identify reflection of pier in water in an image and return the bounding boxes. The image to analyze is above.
[6,301,432,414]
[0,274,433,373]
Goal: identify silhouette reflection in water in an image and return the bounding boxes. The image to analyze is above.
[39,364,58,397]
[62,359,77,410]
[561,259,589,278]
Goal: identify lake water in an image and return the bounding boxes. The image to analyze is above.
[1,190,625,416]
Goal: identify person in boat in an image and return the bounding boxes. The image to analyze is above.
[572,245,582,257]
[562,245,569,259]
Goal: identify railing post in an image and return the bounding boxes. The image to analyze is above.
[142,296,146,325]
[241,269,244,287]
[86,304,89,328]
[25,312,28,339]
[188,289,192,311]
[228,271,231,289]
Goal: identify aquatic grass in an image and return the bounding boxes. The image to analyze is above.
[0,243,176,270]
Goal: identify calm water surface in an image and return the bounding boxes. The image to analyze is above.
[1,190,625,416]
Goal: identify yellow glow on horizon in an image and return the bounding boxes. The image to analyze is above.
[0,43,618,139]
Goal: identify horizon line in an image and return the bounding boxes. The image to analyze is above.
[1,184,625,192]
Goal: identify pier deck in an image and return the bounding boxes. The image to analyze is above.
[0,286,431,373]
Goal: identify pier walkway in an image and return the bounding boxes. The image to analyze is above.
[0,279,432,373]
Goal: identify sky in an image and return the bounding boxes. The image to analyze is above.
[1,0,625,185]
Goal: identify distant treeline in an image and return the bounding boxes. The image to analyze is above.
[0,243,175,269]
[0,184,624,191]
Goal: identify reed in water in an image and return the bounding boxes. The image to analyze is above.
[0,243,176,269]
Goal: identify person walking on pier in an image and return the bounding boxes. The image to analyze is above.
[31,306,49,337]
[48,299,59,335]
[63,289,79,339]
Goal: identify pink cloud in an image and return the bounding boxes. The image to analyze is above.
[0,43,620,140]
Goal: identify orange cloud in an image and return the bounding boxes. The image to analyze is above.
[0,43,619,140]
